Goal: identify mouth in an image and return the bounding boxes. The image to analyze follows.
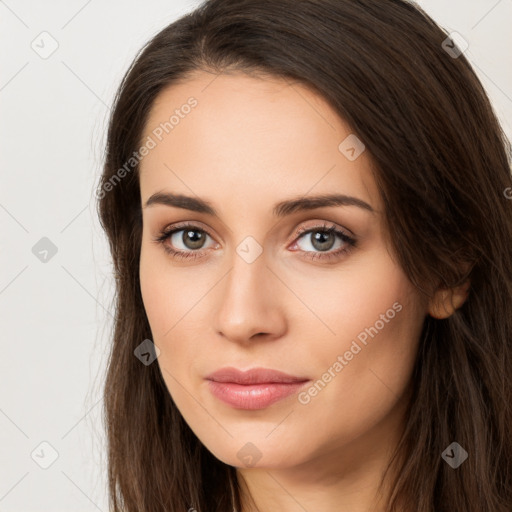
[205,366,310,410]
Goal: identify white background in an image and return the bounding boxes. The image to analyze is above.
[1,1,511,510]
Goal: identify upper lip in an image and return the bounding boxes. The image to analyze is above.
[205,366,309,385]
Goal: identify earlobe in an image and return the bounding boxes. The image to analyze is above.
[428,279,471,319]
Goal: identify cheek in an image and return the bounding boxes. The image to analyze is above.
[139,242,210,391]
[139,239,203,338]
[292,249,424,402]
[287,246,421,350]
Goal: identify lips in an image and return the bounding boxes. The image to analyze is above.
[205,367,310,410]
[205,366,309,385]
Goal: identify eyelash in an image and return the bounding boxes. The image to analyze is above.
[153,222,357,262]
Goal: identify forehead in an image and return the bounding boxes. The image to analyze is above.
[139,71,380,215]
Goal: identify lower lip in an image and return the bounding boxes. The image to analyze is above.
[206,380,309,410]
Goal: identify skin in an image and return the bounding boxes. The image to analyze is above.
[138,70,468,512]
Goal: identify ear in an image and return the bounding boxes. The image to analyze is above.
[428,279,471,319]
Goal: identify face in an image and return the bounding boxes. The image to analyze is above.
[138,71,428,472]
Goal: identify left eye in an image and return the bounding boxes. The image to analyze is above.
[295,228,348,253]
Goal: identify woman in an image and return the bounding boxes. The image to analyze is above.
[96,0,512,511]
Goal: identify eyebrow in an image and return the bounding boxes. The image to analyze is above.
[143,191,375,216]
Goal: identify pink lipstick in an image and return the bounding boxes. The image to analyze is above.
[205,367,310,410]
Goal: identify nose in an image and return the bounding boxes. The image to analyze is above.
[213,251,287,345]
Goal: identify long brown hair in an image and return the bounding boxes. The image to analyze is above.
[96,1,512,510]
